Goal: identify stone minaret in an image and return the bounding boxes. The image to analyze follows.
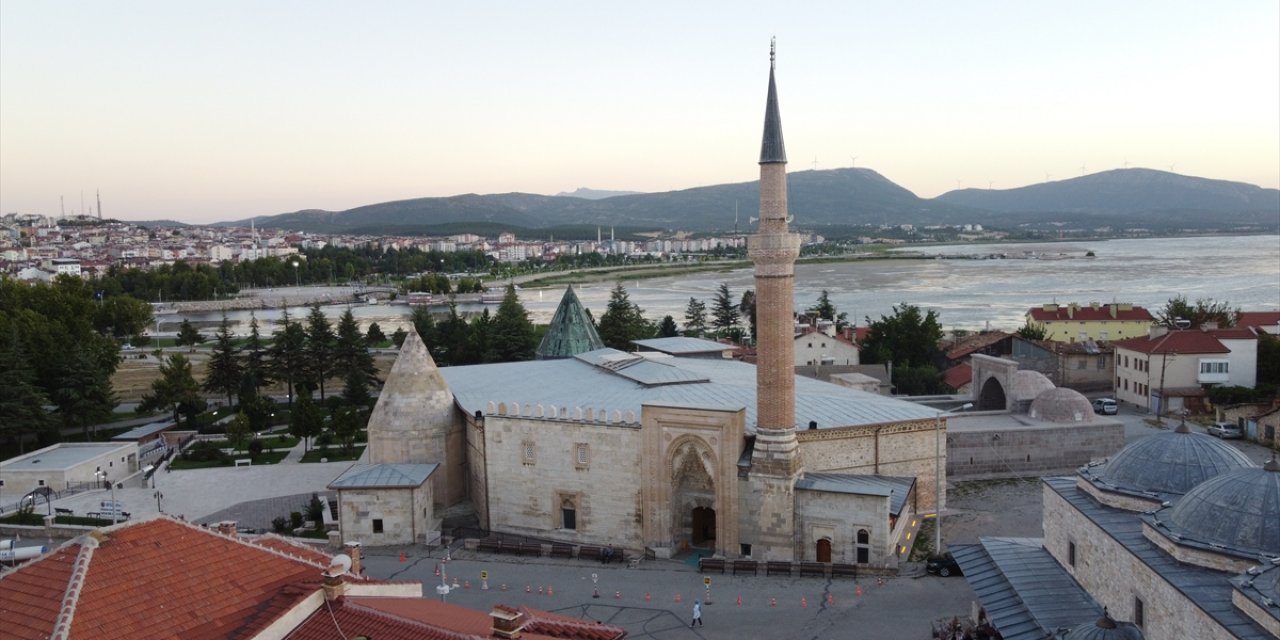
[746,40,803,561]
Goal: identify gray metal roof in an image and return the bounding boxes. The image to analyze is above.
[1061,615,1145,640]
[1045,476,1275,639]
[632,337,737,356]
[574,350,709,386]
[328,463,437,489]
[950,537,1102,640]
[112,421,176,441]
[0,443,135,471]
[1079,428,1255,500]
[1230,560,1280,628]
[1146,465,1280,561]
[440,349,938,433]
[759,51,787,164]
[795,473,915,516]
[536,285,604,360]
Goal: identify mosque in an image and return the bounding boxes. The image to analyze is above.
[332,45,950,567]
[953,422,1280,639]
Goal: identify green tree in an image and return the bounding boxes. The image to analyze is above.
[331,405,363,453]
[490,284,537,362]
[683,297,707,336]
[1157,296,1239,329]
[268,309,308,409]
[1257,333,1280,395]
[658,315,679,337]
[434,303,470,365]
[597,283,653,350]
[467,308,496,364]
[175,319,206,352]
[807,290,850,331]
[711,283,741,335]
[861,303,947,395]
[202,314,243,407]
[391,327,408,348]
[366,322,386,344]
[139,354,204,427]
[334,308,378,404]
[226,412,252,452]
[52,345,117,440]
[93,295,154,339]
[409,305,437,348]
[0,330,51,454]
[288,391,324,452]
[303,304,336,400]
[241,314,269,395]
[1015,320,1049,341]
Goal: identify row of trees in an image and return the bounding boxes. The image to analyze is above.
[404,285,539,366]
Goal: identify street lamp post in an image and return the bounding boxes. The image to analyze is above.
[154,490,164,513]
[935,402,973,555]
[292,261,300,288]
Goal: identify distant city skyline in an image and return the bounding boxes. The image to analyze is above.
[2,2,1277,225]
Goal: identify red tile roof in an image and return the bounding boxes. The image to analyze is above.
[286,598,626,640]
[944,331,1011,360]
[943,363,972,391]
[1027,305,1153,322]
[1112,330,1233,355]
[1238,311,1280,329]
[0,517,336,640]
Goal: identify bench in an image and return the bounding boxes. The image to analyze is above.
[518,542,542,557]
[55,508,74,516]
[476,539,501,554]
[549,544,573,559]
[765,561,793,576]
[831,563,859,580]
[799,562,828,578]
[234,459,251,467]
[698,557,726,574]
[581,545,623,563]
[732,560,759,576]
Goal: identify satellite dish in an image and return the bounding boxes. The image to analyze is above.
[330,553,352,573]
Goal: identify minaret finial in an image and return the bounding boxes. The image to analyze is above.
[770,37,776,69]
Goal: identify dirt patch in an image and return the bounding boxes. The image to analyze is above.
[111,352,397,403]
[943,477,1044,545]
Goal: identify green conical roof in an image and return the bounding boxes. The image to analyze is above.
[536,285,604,359]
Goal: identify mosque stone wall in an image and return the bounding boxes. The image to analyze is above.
[948,422,1124,481]
[1043,483,1237,640]
[795,489,891,566]
[337,484,433,547]
[483,412,643,549]
[797,420,941,514]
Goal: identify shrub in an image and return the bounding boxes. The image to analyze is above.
[248,438,264,460]
[183,441,231,463]
[290,511,304,530]
[272,516,289,533]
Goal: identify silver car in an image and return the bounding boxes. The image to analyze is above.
[1207,422,1243,439]
[1092,398,1118,415]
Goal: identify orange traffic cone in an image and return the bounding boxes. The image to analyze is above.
[644,592,651,602]
[501,584,508,592]
[526,584,532,593]
[398,550,406,562]
[675,593,683,603]
[548,585,554,596]
[826,593,834,606]
[855,584,864,597]
[433,564,440,576]
[801,596,808,609]
[770,596,777,608]
[615,591,621,600]
[538,585,544,594]
[463,580,470,590]
[736,595,742,606]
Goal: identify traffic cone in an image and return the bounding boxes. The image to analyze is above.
[855,585,864,597]
[538,585,544,594]
[452,577,460,589]
[548,585,554,596]
[399,550,406,562]
[826,593,834,606]
[615,591,621,600]
[481,579,489,591]
[501,583,508,592]
[593,587,600,599]
[736,595,742,606]
[770,596,777,608]
[801,596,808,609]
[433,564,440,576]
[644,592,651,602]
[674,593,683,603]
[526,584,531,593]
[463,580,470,590]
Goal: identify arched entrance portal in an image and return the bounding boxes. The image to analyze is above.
[670,440,717,551]
[978,377,1007,411]
[691,507,717,547]
[816,538,832,563]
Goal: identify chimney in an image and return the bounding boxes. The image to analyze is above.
[217,521,237,537]
[344,541,362,577]
[321,562,347,601]
[1110,303,1118,318]
[1067,303,1077,319]
[491,605,526,639]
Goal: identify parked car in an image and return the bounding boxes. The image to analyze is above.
[926,552,963,577]
[1092,398,1118,415]
[1207,422,1243,439]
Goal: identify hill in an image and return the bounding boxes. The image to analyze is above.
[221,167,1278,234]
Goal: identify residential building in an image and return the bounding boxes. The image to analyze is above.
[1026,302,1154,342]
[1113,326,1259,414]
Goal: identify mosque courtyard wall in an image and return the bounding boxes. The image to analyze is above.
[797,420,943,513]
[947,420,1124,481]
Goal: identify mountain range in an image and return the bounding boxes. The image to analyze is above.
[221,168,1279,235]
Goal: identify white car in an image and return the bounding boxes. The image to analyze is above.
[1207,422,1243,439]
[1092,398,1118,415]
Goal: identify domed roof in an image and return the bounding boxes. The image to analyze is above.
[1161,461,1280,558]
[1063,611,1144,640]
[1011,370,1054,402]
[1028,387,1095,423]
[1084,424,1254,498]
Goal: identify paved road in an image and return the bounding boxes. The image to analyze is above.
[360,548,973,640]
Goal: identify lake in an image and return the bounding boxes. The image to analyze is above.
[178,234,1279,334]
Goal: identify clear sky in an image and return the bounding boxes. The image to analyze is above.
[2,2,1277,224]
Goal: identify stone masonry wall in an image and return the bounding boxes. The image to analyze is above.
[1043,483,1238,639]
[797,420,942,513]
[338,485,429,547]
[795,489,890,566]
[949,423,1124,481]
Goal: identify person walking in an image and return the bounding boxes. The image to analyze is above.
[691,599,703,627]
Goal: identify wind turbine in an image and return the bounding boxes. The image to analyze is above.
[1079,163,1087,176]
[850,156,858,168]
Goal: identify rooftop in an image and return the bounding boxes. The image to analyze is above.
[795,473,915,515]
[0,442,136,472]
[632,336,738,356]
[329,463,438,489]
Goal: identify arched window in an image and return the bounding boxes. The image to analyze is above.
[561,497,576,530]
[856,529,870,564]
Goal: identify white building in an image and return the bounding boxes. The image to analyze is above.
[1112,325,1259,413]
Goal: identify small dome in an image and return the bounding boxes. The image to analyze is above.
[1028,387,1094,422]
[1063,610,1144,640]
[1163,465,1280,558]
[1087,426,1254,497]
[1011,370,1054,402]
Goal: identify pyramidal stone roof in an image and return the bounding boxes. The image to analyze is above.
[536,285,604,360]
[367,327,453,433]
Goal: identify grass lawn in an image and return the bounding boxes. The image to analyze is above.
[300,446,365,463]
[167,450,289,470]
